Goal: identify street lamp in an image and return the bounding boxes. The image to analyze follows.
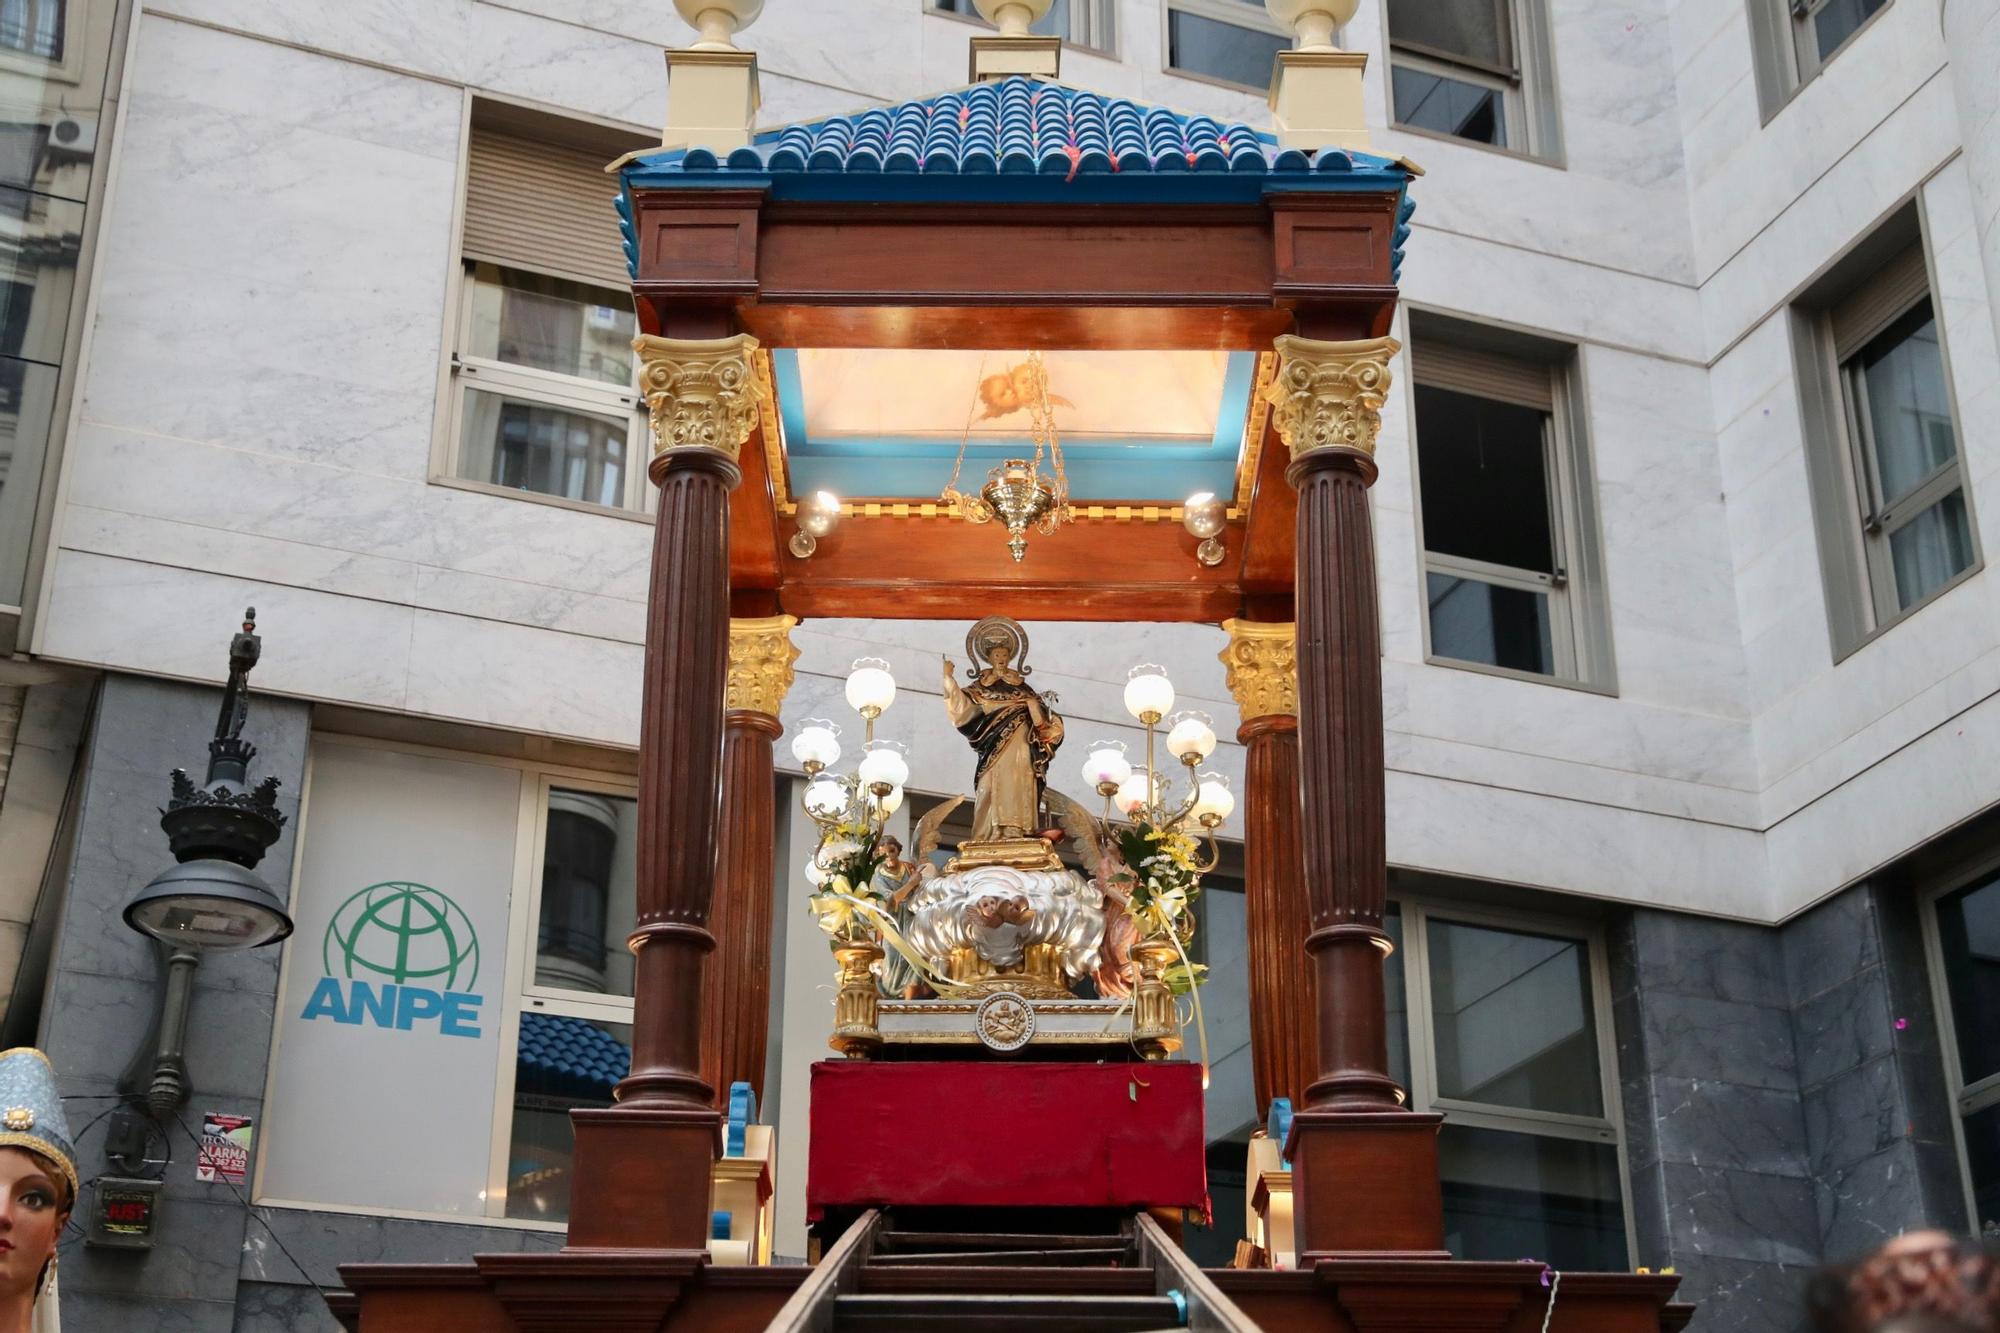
[119,611,294,1130]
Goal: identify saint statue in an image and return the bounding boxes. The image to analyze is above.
[941,616,1064,848]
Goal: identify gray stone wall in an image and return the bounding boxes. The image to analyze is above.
[1613,883,1972,1332]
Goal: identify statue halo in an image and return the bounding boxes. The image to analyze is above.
[965,615,1030,677]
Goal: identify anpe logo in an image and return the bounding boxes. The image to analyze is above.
[300,882,484,1039]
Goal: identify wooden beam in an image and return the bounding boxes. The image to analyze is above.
[735,304,1293,351]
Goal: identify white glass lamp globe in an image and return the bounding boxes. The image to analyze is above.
[1193,772,1236,825]
[791,721,842,770]
[1081,741,1134,790]
[804,778,847,818]
[1124,665,1175,722]
[801,491,841,538]
[878,786,905,816]
[803,856,832,887]
[857,741,910,792]
[1181,492,1225,540]
[1114,771,1154,817]
[845,658,897,716]
[1166,710,1217,762]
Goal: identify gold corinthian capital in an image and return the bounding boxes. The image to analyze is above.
[1265,334,1400,460]
[633,332,762,463]
[1219,619,1297,720]
[727,614,800,716]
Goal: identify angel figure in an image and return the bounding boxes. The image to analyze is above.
[877,795,964,998]
[942,616,1064,843]
[1043,787,1139,999]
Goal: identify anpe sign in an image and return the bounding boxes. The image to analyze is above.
[259,742,519,1217]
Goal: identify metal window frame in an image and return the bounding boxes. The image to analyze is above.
[1386,48,1524,152]
[1390,894,1636,1264]
[926,0,1118,54]
[1161,0,1292,94]
[1384,0,1562,162]
[1409,343,1611,690]
[1753,0,1897,119]
[443,259,651,516]
[1916,855,2000,1232]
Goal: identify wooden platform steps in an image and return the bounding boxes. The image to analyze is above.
[768,1208,1260,1333]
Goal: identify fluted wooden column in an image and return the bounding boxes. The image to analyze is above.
[566,332,758,1252]
[701,615,798,1104]
[1267,333,1446,1263]
[1220,619,1313,1120]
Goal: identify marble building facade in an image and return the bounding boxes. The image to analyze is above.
[0,0,1996,1329]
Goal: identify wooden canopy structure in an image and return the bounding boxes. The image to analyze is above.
[339,66,1689,1333]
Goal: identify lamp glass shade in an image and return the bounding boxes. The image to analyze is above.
[845,658,897,715]
[1114,771,1153,816]
[856,741,909,792]
[1182,492,1225,540]
[791,721,842,769]
[124,859,293,951]
[1081,741,1133,789]
[804,778,848,817]
[879,785,905,816]
[804,856,832,887]
[1166,710,1217,761]
[1193,772,1236,824]
[1124,665,1175,721]
[801,491,841,538]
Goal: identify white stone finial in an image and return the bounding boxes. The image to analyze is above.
[675,0,764,51]
[1266,0,1356,51]
[974,0,1053,38]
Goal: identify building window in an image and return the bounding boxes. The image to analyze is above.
[0,0,62,60]
[1386,898,1631,1270]
[1410,318,1613,688]
[1163,0,1290,92]
[928,0,1115,52]
[1927,868,2000,1232]
[260,739,640,1227]
[1792,227,1977,655]
[1385,0,1559,159]
[1749,0,1893,117]
[442,114,651,515]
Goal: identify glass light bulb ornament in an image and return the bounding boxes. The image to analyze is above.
[1182,491,1227,568]
[856,740,910,794]
[790,719,842,773]
[1193,772,1236,826]
[844,658,897,718]
[878,785,905,816]
[1081,740,1134,792]
[1166,709,1217,763]
[803,856,832,888]
[790,490,841,558]
[1123,665,1175,724]
[804,777,848,818]
[1114,770,1154,817]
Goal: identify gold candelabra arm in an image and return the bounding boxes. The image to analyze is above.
[1158,753,1205,831]
[1191,822,1223,874]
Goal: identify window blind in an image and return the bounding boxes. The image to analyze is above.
[1410,341,1554,411]
[462,129,632,293]
[1831,245,1930,360]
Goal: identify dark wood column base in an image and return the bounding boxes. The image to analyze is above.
[565,1107,723,1252]
[1285,1108,1447,1262]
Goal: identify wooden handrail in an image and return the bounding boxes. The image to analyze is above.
[1132,1212,1264,1333]
[762,1210,882,1333]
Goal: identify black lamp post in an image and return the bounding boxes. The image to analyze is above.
[119,610,293,1122]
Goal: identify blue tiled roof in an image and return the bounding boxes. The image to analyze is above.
[617,77,1415,278]
[517,1011,630,1101]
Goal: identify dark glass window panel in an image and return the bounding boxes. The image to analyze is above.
[1392,63,1506,146]
[0,355,56,607]
[1440,1125,1627,1270]
[0,0,61,61]
[1386,0,1510,68]
[1890,490,1974,610]
[1811,0,1888,61]
[461,389,631,508]
[1858,300,1957,506]
[1385,904,1410,1090]
[1427,917,1602,1117]
[1936,874,2000,1087]
[466,264,634,387]
[934,0,1071,38]
[0,185,81,367]
[535,790,639,996]
[1426,573,1555,676]
[1168,11,1288,89]
[1962,1101,2000,1234]
[505,1014,632,1222]
[1414,383,1555,572]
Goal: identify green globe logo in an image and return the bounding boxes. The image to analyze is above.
[323,882,481,993]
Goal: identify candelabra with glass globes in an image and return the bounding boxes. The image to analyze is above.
[1079,665,1235,863]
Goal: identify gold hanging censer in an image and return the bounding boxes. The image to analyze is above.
[940,352,1073,562]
